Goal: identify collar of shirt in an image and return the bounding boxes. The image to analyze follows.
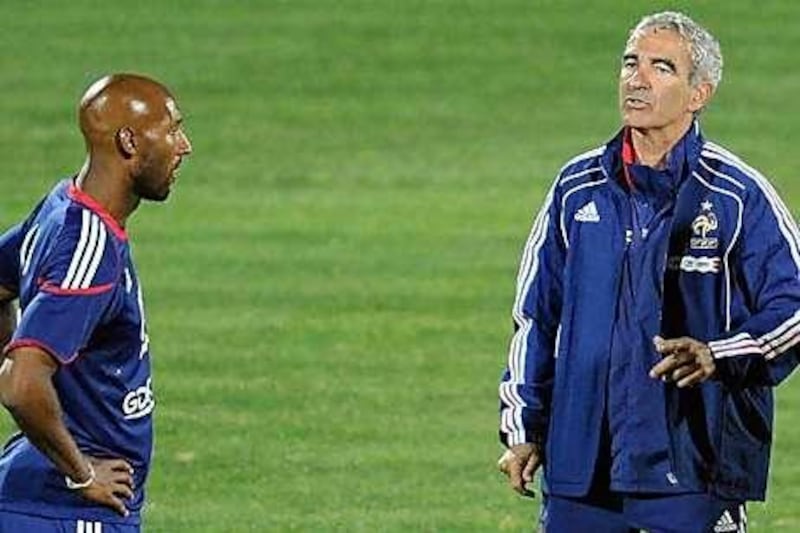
[612,124,696,202]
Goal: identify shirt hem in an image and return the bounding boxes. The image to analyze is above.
[0,501,141,525]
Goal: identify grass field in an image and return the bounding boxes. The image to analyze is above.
[1,1,800,530]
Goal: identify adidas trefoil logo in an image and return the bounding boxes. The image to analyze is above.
[713,510,739,533]
[574,201,600,223]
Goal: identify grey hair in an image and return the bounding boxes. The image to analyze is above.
[627,11,723,90]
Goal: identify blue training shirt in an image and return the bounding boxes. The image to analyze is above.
[0,180,153,525]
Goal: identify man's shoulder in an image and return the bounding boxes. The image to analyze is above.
[29,198,91,254]
[23,180,92,234]
[29,199,124,293]
[697,140,772,196]
[38,189,126,253]
[554,145,607,188]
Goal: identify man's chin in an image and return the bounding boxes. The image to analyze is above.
[139,187,171,203]
[621,115,658,130]
[153,189,171,202]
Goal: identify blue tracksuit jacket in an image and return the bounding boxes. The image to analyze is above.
[499,122,800,501]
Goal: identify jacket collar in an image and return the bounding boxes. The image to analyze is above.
[600,120,705,190]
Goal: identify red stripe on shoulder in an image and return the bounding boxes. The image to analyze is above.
[38,279,115,296]
[67,183,128,241]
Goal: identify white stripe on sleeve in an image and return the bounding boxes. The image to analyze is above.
[503,186,557,442]
[78,221,107,289]
[19,224,40,276]
[62,210,92,289]
[70,214,100,289]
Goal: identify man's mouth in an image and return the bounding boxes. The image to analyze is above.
[624,96,650,108]
[171,158,183,179]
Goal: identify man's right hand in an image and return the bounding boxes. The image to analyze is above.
[497,442,543,498]
[79,457,135,517]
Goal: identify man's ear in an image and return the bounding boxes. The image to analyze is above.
[115,127,137,158]
[688,81,714,113]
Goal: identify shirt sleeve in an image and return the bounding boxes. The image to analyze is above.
[707,181,800,387]
[5,208,119,364]
[0,223,24,292]
[0,195,49,293]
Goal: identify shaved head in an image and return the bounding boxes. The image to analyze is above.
[76,73,191,204]
[79,73,173,148]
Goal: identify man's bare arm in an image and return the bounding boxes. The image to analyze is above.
[0,346,135,516]
[0,285,16,348]
[0,347,90,479]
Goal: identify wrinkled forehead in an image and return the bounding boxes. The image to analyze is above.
[625,26,691,55]
[623,27,694,74]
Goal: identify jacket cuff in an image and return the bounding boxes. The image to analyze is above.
[707,333,763,359]
[499,428,546,448]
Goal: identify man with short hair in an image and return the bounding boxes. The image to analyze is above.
[0,73,192,532]
[498,11,799,532]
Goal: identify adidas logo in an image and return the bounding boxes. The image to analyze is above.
[713,510,739,532]
[574,201,600,223]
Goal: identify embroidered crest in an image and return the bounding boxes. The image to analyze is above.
[690,200,719,250]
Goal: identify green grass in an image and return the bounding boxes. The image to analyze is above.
[1,0,800,530]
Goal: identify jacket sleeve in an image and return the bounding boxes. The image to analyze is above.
[499,180,565,446]
[707,181,800,387]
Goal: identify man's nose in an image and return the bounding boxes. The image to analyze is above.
[179,131,192,155]
[626,66,650,89]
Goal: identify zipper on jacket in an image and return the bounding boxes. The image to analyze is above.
[652,201,676,325]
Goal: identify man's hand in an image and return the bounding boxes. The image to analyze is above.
[650,335,716,387]
[79,457,135,517]
[497,442,542,498]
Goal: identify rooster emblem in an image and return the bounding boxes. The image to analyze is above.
[689,200,720,250]
[691,212,718,238]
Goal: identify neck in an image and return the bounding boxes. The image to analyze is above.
[75,157,140,227]
[629,117,694,169]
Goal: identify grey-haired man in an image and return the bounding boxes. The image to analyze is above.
[498,11,799,532]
